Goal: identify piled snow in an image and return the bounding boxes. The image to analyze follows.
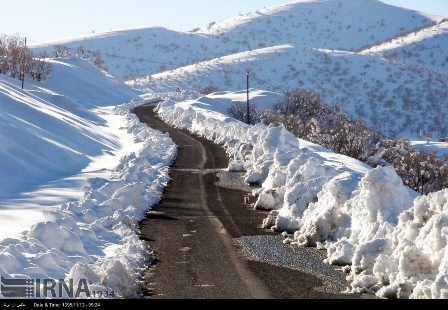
[154,89,448,299]
[0,58,177,299]
[0,99,177,298]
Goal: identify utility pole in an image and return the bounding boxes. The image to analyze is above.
[21,37,26,89]
[246,71,250,124]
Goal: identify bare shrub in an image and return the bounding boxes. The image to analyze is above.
[31,51,52,81]
[273,89,324,118]
[368,139,448,195]
[200,85,220,95]
[309,112,381,161]
[92,51,108,72]
[75,46,90,59]
[260,86,448,195]
[54,45,71,58]
[0,34,51,82]
[227,101,260,125]
[260,89,335,138]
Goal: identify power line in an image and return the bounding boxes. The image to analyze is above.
[2,33,291,94]
[29,40,170,65]
[211,66,287,94]
[0,34,170,66]
[251,74,287,94]
[26,36,291,91]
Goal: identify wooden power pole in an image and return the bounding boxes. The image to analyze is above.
[246,71,250,124]
[21,37,26,89]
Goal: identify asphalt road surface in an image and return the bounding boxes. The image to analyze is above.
[133,104,377,299]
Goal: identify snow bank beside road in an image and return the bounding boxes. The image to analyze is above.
[154,90,448,299]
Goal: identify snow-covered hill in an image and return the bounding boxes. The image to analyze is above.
[30,0,448,140]
[198,0,439,51]
[0,58,138,199]
[361,19,448,76]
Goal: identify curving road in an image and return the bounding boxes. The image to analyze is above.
[133,104,377,299]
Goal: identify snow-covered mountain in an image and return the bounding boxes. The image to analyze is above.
[30,0,448,140]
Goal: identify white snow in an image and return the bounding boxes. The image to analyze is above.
[1,0,448,300]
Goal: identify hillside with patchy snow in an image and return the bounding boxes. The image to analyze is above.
[361,19,448,75]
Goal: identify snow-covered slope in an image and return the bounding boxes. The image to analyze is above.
[198,0,438,51]
[30,0,448,139]
[0,58,139,199]
[0,58,178,298]
[361,19,448,76]
[31,0,441,80]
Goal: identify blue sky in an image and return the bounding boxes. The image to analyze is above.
[2,0,448,44]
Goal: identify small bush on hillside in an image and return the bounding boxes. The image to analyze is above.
[54,45,71,58]
[31,51,52,81]
[92,51,108,72]
[273,89,324,118]
[53,45,108,72]
[259,109,308,136]
[200,85,220,95]
[227,101,260,125]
